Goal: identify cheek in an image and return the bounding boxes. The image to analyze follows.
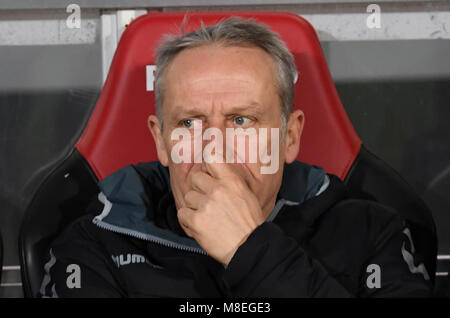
[168,163,192,205]
[241,167,283,212]
[255,171,284,204]
[169,162,202,191]
[169,162,193,186]
[164,130,200,164]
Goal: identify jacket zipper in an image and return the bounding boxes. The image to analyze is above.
[92,217,207,255]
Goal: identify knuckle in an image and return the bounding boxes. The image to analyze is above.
[189,211,202,228]
[191,170,203,182]
[184,190,196,203]
[179,208,194,228]
[189,171,198,182]
[203,199,214,212]
[177,208,186,223]
[210,185,224,200]
[178,206,188,217]
[210,186,220,196]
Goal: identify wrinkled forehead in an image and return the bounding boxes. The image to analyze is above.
[165,44,278,89]
[162,44,280,110]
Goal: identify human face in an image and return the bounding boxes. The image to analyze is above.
[148,44,304,218]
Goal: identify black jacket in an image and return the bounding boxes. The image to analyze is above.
[40,161,432,298]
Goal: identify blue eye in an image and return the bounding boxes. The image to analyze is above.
[234,116,249,126]
[183,119,193,128]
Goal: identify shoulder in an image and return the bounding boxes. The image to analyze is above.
[315,195,407,257]
[317,174,405,238]
[331,198,403,226]
[50,213,105,251]
[308,174,407,251]
[334,198,404,229]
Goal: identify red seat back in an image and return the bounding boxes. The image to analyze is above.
[76,11,361,180]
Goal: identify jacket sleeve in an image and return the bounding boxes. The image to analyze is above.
[39,217,125,298]
[221,217,433,298]
[357,214,433,297]
[221,222,353,297]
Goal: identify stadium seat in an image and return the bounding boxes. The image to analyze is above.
[0,231,3,284]
[435,257,450,297]
[19,11,437,297]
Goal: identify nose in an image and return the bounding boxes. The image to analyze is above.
[204,117,227,134]
[200,117,227,154]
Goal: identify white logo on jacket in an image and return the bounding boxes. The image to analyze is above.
[401,228,430,281]
[111,253,163,269]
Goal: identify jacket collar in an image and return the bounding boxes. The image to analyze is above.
[93,161,334,252]
[272,174,348,244]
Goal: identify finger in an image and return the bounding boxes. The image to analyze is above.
[202,151,237,180]
[184,190,206,210]
[177,207,197,237]
[190,170,216,194]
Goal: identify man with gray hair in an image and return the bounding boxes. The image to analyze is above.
[41,17,432,297]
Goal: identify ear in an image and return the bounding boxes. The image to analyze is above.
[284,109,305,164]
[148,115,169,166]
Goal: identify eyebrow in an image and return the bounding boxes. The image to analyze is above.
[171,101,266,120]
[227,102,265,115]
[169,108,205,125]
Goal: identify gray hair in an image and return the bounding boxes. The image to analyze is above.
[154,17,298,133]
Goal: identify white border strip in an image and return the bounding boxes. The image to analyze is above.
[0,283,23,287]
[2,266,20,271]
[436,272,449,277]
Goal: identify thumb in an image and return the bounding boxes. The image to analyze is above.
[202,150,232,179]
